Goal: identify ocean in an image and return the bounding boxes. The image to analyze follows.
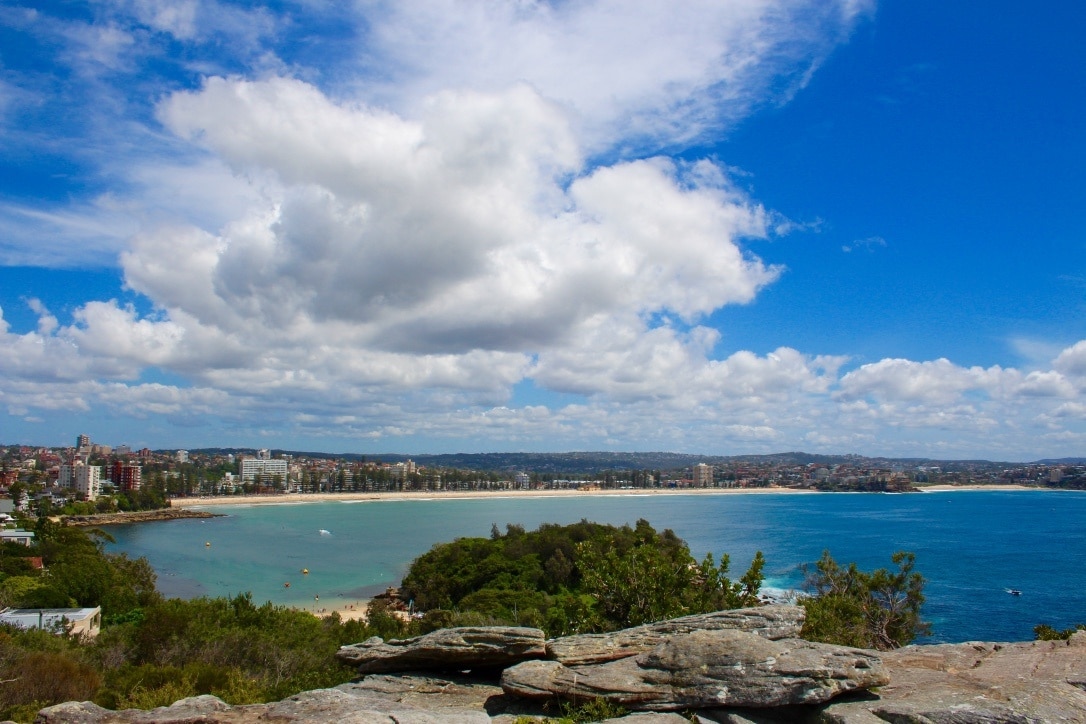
[103,489,1086,643]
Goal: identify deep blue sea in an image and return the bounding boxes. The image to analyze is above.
[103,490,1086,643]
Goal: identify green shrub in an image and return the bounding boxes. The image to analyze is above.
[800,550,929,650]
[0,650,100,720]
[401,520,764,636]
[1034,623,1085,641]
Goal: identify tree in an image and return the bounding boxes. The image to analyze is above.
[800,550,930,650]
[401,520,764,636]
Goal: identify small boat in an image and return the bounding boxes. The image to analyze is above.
[318,529,332,536]
[302,568,309,575]
[205,542,211,547]
[1006,588,1022,596]
[283,582,291,588]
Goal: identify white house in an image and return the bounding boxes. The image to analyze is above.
[0,607,102,639]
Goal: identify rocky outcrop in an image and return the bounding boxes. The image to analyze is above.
[61,508,222,526]
[36,682,497,723]
[502,628,887,711]
[336,626,547,674]
[546,604,804,665]
[38,695,235,723]
[819,630,1086,723]
[33,609,1086,723]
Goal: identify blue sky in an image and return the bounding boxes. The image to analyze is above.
[1,1,1084,460]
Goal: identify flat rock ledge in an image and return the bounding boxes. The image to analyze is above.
[546,604,805,666]
[337,626,547,674]
[502,629,888,711]
[61,508,223,526]
[818,630,1086,723]
[36,686,494,724]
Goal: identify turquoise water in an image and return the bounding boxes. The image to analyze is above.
[103,490,1086,643]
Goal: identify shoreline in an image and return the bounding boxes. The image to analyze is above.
[170,483,1047,509]
[171,486,819,508]
[64,508,225,526]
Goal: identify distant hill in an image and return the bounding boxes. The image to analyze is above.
[177,448,1037,475]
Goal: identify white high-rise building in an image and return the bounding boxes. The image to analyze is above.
[58,461,102,501]
[240,454,289,483]
[693,463,713,487]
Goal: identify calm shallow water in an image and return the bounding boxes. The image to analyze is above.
[104,490,1086,642]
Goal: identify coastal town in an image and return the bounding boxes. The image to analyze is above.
[1,435,1083,514]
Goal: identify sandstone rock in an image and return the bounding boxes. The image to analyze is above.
[37,695,233,723]
[599,715,693,724]
[337,626,547,674]
[818,638,1086,723]
[695,707,823,723]
[36,688,494,724]
[259,687,491,723]
[342,673,504,710]
[502,629,887,711]
[546,605,806,666]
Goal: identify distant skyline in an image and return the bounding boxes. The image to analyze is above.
[1,2,1084,460]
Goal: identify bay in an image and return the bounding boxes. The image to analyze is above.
[103,490,1086,643]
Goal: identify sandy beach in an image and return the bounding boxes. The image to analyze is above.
[307,600,370,622]
[169,483,1051,509]
[916,484,1037,492]
[171,486,823,508]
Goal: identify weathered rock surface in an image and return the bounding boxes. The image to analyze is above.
[61,508,222,526]
[546,605,805,666]
[337,626,547,674]
[599,715,693,724]
[502,628,888,711]
[36,683,496,723]
[818,631,1086,723]
[343,673,504,710]
[37,695,235,723]
[259,686,492,723]
[34,619,1086,722]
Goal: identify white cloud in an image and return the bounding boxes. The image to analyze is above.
[837,358,997,405]
[5,0,1086,459]
[1054,341,1086,379]
[358,0,874,151]
[841,235,886,253]
[134,78,776,367]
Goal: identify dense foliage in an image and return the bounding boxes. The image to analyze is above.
[401,519,764,636]
[0,519,159,612]
[800,550,930,650]
[0,520,406,722]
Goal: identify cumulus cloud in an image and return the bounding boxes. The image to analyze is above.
[1054,341,1086,379]
[4,0,1086,458]
[68,78,777,409]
